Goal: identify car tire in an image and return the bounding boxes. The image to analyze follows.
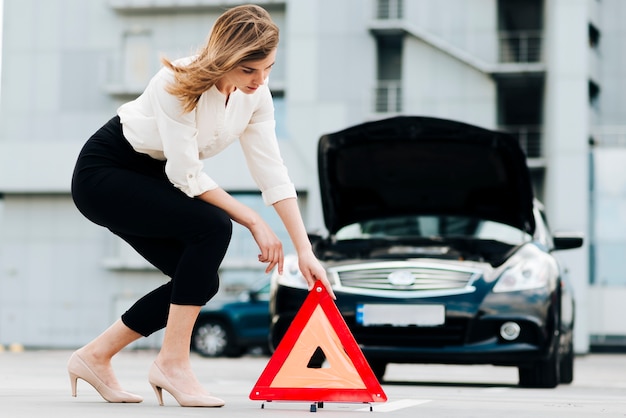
[518,349,560,388]
[559,339,574,384]
[192,319,244,358]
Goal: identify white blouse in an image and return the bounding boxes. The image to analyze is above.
[117,56,296,206]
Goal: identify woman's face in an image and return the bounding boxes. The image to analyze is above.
[217,49,277,95]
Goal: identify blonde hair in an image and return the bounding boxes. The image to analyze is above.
[162,4,279,113]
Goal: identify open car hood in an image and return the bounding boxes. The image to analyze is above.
[317,116,535,236]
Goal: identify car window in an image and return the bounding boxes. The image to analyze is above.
[473,220,531,245]
[335,215,531,245]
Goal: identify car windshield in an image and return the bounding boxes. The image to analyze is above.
[335,215,532,246]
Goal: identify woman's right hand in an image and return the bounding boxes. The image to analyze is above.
[198,188,285,274]
[249,218,285,275]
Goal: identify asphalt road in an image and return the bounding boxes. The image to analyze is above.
[0,349,624,417]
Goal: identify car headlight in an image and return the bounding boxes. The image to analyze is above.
[493,258,551,293]
[273,254,309,289]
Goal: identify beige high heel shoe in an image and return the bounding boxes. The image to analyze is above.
[67,351,143,403]
[148,362,224,407]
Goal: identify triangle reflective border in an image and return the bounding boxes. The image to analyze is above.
[249,281,387,404]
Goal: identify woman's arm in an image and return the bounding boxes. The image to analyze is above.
[197,187,285,274]
[198,188,335,299]
[272,198,336,299]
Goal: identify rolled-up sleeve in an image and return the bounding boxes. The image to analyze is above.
[239,89,296,205]
[148,71,218,197]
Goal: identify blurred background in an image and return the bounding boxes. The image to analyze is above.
[0,0,624,353]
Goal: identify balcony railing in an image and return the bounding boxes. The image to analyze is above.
[375,0,404,20]
[374,81,402,113]
[499,125,542,158]
[499,31,543,63]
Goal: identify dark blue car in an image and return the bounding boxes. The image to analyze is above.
[269,116,583,388]
[192,279,270,357]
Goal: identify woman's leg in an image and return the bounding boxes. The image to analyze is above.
[73,319,142,391]
[113,206,230,337]
[73,166,232,400]
[154,305,209,396]
[113,212,230,397]
[72,119,233,401]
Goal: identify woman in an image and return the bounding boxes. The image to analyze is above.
[68,4,335,408]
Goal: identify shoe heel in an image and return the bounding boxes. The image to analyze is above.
[148,362,224,407]
[69,372,78,397]
[151,384,164,406]
[67,351,143,403]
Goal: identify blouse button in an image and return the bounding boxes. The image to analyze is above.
[188,174,194,178]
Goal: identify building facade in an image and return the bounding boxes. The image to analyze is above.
[0,0,624,351]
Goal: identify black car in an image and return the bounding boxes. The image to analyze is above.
[269,116,583,388]
[192,279,271,357]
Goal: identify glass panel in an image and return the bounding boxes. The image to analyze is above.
[336,215,531,245]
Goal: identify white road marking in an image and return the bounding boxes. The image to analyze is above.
[482,387,511,393]
[357,399,432,412]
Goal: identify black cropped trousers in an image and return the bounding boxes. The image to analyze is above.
[71,116,232,336]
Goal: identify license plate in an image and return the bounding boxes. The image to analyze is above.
[356,304,445,327]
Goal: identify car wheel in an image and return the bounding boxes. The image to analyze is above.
[368,360,387,382]
[192,319,243,358]
[518,348,560,388]
[559,339,574,384]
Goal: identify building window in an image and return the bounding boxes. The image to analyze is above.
[375,0,403,19]
[375,35,403,113]
[498,31,543,63]
[497,76,544,158]
[375,82,402,113]
[497,0,543,63]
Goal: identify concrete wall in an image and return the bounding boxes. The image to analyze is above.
[542,0,591,352]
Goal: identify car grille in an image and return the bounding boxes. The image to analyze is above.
[330,261,480,293]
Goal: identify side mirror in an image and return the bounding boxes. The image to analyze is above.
[553,232,584,250]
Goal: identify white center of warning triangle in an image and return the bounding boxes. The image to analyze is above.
[271,306,366,389]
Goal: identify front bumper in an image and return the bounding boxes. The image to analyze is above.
[270,285,557,367]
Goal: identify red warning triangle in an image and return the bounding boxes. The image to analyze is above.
[249,281,387,404]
